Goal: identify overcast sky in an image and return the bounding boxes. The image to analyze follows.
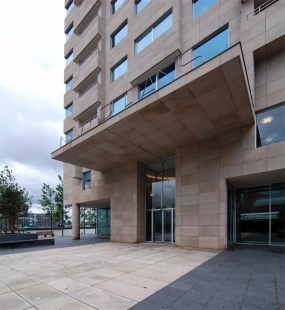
[0,1,66,213]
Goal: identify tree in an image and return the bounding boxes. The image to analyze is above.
[39,183,56,232]
[39,176,70,235]
[0,166,32,230]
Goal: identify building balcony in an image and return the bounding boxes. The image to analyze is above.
[73,47,102,91]
[73,0,101,36]
[73,13,102,63]
[52,44,254,172]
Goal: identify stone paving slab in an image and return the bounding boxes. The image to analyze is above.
[129,245,285,310]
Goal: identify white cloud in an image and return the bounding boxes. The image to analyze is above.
[0,1,66,213]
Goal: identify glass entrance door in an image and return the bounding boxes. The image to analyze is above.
[152,209,174,243]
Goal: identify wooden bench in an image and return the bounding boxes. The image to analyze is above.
[36,231,55,237]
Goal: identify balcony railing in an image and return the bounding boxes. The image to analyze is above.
[77,113,98,129]
[246,0,279,20]
[77,80,98,99]
[78,47,98,67]
[77,14,98,37]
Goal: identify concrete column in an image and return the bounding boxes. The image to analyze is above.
[72,204,80,240]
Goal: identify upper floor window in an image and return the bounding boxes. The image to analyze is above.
[66,24,73,41]
[193,0,219,19]
[139,63,175,99]
[83,171,91,190]
[112,0,125,14]
[256,103,285,148]
[111,22,128,48]
[136,0,151,14]
[111,57,128,82]
[65,77,73,92]
[66,0,74,15]
[66,129,73,143]
[193,27,228,68]
[66,51,73,66]
[65,103,73,118]
[136,11,172,54]
[112,94,127,115]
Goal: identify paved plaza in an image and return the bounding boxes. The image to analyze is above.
[0,236,284,310]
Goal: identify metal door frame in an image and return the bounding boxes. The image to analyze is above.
[151,208,174,243]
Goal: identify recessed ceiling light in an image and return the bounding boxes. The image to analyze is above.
[261,116,274,124]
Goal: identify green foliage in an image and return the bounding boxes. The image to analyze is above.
[0,166,32,229]
[39,175,70,231]
[80,207,96,226]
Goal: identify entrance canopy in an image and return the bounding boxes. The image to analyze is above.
[52,44,254,172]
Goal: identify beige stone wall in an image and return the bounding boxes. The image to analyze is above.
[175,127,285,249]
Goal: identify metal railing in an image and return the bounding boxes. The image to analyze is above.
[77,14,98,37]
[77,80,98,99]
[78,47,98,67]
[76,113,98,129]
[246,0,279,19]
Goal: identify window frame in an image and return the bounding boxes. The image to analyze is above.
[66,0,74,15]
[65,129,73,143]
[193,0,219,19]
[135,11,172,54]
[192,26,229,68]
[111,0,125,15]
[83,171,91,190]
[66,24,73,41]
[111,57,128,82]
[139,62,175,99]
[65,103,73,118]
[65,77,73,92]
[111,21,128,48]
[112,93,128,115]
[136,0,151,14]
[66,50,73,67]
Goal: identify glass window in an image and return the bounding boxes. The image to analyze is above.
[112,0,125,14]
[153,13,172,40]
[66,0,74,15]
[193,28,228,67]
[65,103,73,118]
[112,94,127,115]
[66,51,73,66]
[256,104,285,147]
[111,57,127,82]
[65,77,73,92]
[135,12,173,54]
[111,22,128,48]
[136,31,152,54]
[83,171,91,190]
[136,0,151,14]
[139,63,175,99]
[66,129,73,143]
[66,25,73,41]
[193,0,219,19]
[271,182,285,245]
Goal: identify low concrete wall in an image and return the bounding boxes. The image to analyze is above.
[0,233,38,242]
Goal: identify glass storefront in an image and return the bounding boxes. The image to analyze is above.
[145,158,175,243]
[228,182,285,245]
[97,208,110,237]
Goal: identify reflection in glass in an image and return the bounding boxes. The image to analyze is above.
[66,1,74,15]
[112,94,127,115]
[65,103,73,118]
[193,0,219,19]
[146,211,151,241]
[136,0,151,14]
[139,74,156,99]
[97,208,110,236]
[236,186,270,244]
[153,13,172,39]
[256,104,285,147]
[136,31,152,54]
[111,58,128,81]
[66,129,73,143]
[136,12,172,54]
[162,158,175,208]
[66,26,73,41]
[271,182,285,245]
[164,210,172,242]
[158,63,175,89]
[112,23,128,48]
[83,171,91,190]
[154,211,162,241]
[66,52,73,66]
[193,28,228,67]
[66,78,73,92]
[112,0,125,14]
[227,183,234,246]
[146,161,162,210]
